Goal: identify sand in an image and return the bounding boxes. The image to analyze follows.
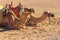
[0,0,60,40]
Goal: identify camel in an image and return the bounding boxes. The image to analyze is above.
[0,7,35,30]
[26,11,54,26]
[0,2,35,30]
[6,7,35,29]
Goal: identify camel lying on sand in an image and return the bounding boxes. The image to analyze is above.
[8,7,35,29]
[0,3,35,29]
[26,11,54,26]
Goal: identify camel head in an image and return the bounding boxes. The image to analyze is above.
[24,7,35,14]
[29,8,35,13]
[44,11,54,18]
[48,12,54,24]
[48,13,54,18]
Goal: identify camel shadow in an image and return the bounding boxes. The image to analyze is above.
[0,26,16,32]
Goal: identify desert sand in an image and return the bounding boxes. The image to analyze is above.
[0,0,60,40]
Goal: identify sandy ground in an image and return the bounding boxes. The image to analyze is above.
[0,0,60,40]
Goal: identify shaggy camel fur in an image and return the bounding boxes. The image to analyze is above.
[26,11,54,26]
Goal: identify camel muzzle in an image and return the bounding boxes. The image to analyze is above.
[48,13,54,18]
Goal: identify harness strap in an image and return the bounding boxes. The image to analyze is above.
[9,10,20,20]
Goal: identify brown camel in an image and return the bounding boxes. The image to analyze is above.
[26,11,54,26]
[0,3,35,29]
[7,7,35,29]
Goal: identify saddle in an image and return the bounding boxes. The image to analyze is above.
[10,6,20,18]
